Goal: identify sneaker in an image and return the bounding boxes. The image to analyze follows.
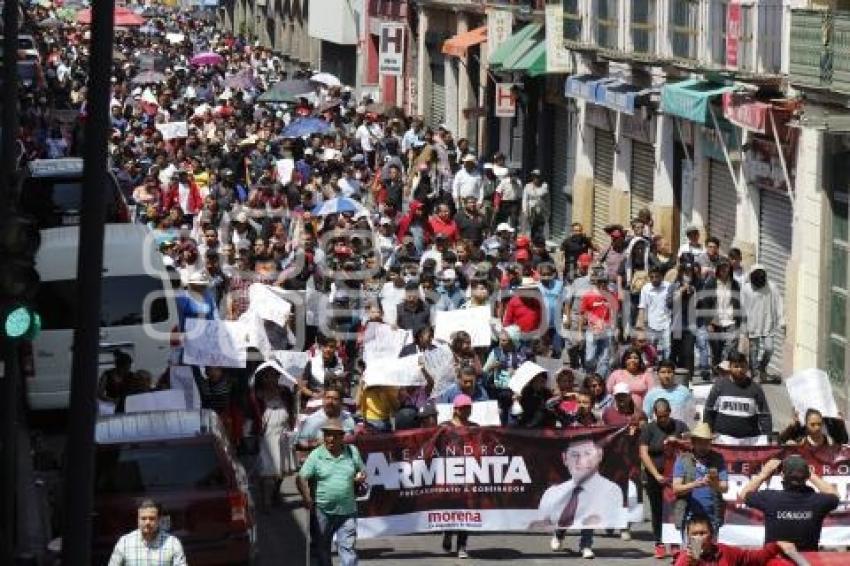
[620,529,631,541]
[654,543,667,559]
[442,533,452,553]
[581,547,595,559]
[457,548,469,559]
[550,535,562,551]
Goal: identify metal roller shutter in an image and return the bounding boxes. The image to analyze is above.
[592,128,615,247]
[428,48,445,128]
[630,141,655,219]
[708,160,738,247]
[550,105,572,242]
[758,188,793,375]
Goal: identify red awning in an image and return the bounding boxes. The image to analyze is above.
[722,92,795,135]
[76,7,146,26]
[442,26,487,58]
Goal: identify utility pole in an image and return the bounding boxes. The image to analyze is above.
[60,0,115,562]
[1,0,21,561]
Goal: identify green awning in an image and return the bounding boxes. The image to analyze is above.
[489,23,542,69]
[501,40,547,77]
[660,79,735,124]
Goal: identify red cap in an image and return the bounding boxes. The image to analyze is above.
[577,253,592,267]
[515,235,531,249]
[516,249,531,261]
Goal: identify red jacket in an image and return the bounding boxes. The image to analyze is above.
[502,295,542,333]
[428,215,459,243]
[672,543,791,566]
[162,180,203,215]
[396,200,433,243]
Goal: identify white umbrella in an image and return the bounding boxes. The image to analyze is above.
[311,72,342,87]
[509,361,549,395]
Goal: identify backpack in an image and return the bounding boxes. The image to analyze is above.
[671,451,726,529]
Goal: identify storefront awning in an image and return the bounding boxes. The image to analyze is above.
[660,79,735,124]
[441,26,487,58]
[500,40,547,77]
[489,23,542,69]
[596,80,655,115]
[721,92,796,137]
[564,75,616,103]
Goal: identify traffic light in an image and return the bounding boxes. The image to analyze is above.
[0,212,41,341]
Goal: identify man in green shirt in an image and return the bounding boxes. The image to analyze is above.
[297,418,366,566]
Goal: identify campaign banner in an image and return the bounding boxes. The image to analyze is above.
[353,426,641,538]
[661,444,850,546]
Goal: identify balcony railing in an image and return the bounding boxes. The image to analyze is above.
[789,8,850,92]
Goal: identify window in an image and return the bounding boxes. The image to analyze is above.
[95,441,228,493]
[670,0,698,60]
[36,275,171,330]
[564,0,582,43]
[828,148,850,383]
[632,0,655,55]
[596,0,618,50]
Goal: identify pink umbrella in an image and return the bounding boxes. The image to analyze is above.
[190,52,225,67]
[76,7,145,26]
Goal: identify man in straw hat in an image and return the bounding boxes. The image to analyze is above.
[671,423,729,537]
[296,418,366,566]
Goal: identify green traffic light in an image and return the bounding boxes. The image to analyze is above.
[4,306,40,340]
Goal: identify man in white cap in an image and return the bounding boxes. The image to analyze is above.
[436,268,465,311]
[452,154,482,208]
[494,165,522,228]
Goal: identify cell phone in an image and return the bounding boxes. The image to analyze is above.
[688,535,703,558]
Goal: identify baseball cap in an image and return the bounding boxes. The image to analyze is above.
[496,222,515,234]
[453,394,473,408]
[782,455,811,486]
[613,382,631,396]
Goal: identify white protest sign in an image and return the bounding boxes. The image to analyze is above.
[690,384,713,423]
[422,346,456,399]
[248,284,292,323]
[183,319,248,368]
[271,350,310,389]
[434,306,492,347]
[785,368,840,423]
[125,390,188,413]
[165,32,185,44]
[495,83,517,118]
[170,365,201,409]
[379,23,405,76]
[275,158,295,184]
[436,400,501,427]
[363,322,411,365]
[155,121,189,140]
[363,355,425,388]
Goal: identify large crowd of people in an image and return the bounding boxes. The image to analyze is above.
[17,3,848,565]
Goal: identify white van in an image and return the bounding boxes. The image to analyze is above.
[26,224,178,411]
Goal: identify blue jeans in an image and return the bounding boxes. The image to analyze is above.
[585,331,613,378]
[314,509,358,566]
[748,335,775,373]
[646,328,671,361]
[554,528,594,549]
[695,327,711,370]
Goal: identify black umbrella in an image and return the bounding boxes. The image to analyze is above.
[257,79,314,103]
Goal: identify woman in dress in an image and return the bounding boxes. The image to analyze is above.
[254,366,296,513]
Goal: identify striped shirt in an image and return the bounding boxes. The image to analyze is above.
[108,529,187,566]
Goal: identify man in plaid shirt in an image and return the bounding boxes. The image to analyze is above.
[109,499,187,566]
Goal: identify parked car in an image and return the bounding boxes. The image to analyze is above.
[18,158,130,230]
[92,410,258,565]
[25,224,177,410]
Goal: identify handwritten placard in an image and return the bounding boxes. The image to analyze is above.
[275,158,295,184]
[183,319,248,368]
[363,322,411,366]
[248,284,292,323]
[156,121,189,140]
[422,346,456,399]
[363,354,425,387]
[434,306,492,347]
[786,368,840,424]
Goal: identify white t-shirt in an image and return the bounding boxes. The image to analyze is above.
[639,280,672,331]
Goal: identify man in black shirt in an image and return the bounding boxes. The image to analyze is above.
[741,454,839,551]
[454,196,486,247]
[560,222,594,282]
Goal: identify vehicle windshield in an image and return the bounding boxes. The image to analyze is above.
[95,441,228,493]
[35,275,170,330]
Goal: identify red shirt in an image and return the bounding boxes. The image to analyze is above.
[428,215,459,243]
[502,296,542,333]
[672,543,791,566]
[579,288,618,332]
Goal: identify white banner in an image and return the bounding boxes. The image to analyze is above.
[183,319,248,368]
[436,400,501,426]
[487,10,514,58]
[379,23,405,77]
[125,390,188,413]
[155,121,189,140]
[545,3,573,74]
[434,306,492,347]
[363,354,425,388]
[363,322,411,366]
[495,83,517,118]
[275,158,295,184]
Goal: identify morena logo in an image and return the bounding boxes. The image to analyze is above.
[427,511,482,524]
